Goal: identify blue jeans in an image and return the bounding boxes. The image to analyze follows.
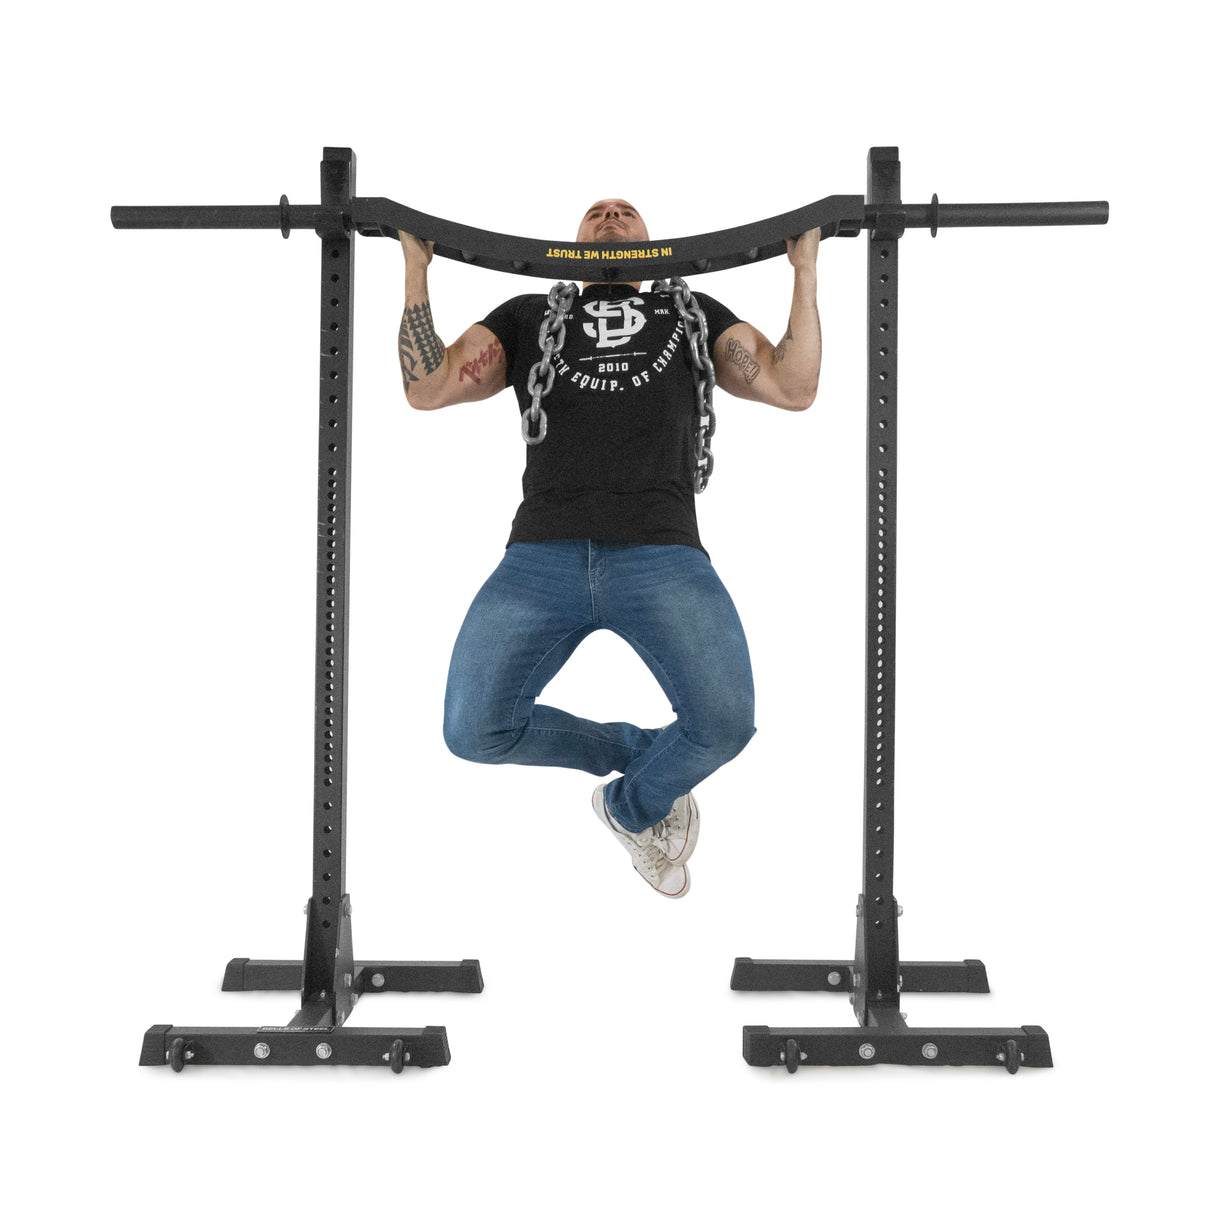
[443,541,756,833]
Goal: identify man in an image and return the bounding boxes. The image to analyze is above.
[397,200,821,898]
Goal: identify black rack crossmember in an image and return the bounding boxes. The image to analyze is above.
[112,185,1107,281]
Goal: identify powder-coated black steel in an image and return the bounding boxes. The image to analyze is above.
[121,148,483,1073]
[111,162,1108,282]
[728,146,1106,1072]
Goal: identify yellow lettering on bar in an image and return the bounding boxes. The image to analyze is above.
[544,245,675,261]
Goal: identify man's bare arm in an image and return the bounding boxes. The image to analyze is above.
[712,228,821,411]
[398,232,508,410]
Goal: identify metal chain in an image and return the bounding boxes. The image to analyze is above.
[522,275,717,493]
[523,281,579,445]
[653,276,717,493]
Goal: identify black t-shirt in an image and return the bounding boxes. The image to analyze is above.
[478,282,743,557]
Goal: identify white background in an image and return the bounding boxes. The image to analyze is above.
[8,2,1208,1209]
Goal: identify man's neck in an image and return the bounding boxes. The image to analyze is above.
[581,280,643,291]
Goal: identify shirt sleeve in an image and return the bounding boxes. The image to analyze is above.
[477,295,530,384]
[687,290,745,347]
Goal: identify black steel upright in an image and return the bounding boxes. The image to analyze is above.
[731,147,1069,1072]
[132,149,483,1074]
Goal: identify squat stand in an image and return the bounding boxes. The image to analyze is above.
[733,147,1105,1072]
[120,148,483,1073]
[115,145,1105,1075]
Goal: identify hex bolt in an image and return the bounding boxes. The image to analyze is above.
[922,1043,939,1060]
[316,1043,333,1060]
[253,1042,271,1060]
[371,973,386,989]
[859,1043,877,1061]
[827,971,842,986]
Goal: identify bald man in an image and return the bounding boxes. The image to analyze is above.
[397,200,821,898]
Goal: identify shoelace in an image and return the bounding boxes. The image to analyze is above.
[650,816,680,860]
[630,826,670,879]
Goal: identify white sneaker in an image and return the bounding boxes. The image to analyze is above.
[653,791,699,866]
[591,784,690,899]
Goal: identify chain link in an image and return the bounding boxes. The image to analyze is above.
[523,281,579,445]
[653,276,717,493]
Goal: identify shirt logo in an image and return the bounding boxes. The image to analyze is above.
[582,297,647,349]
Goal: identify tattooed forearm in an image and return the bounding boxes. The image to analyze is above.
[398,301,446,391]
[725,337,762,385]
[458,337,503,384]
[773,321,793,365]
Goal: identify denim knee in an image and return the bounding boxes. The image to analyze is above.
[689,709,756,765]
[443,705,514,764]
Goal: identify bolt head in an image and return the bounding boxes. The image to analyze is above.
[922,1043,939,1060]
[371,972,386,989]
[315,1043,333,1060]
[859,1043,877,1061]
[827,971,842,986]
[253,1042,271,1060]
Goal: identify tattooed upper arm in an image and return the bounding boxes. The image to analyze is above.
[407,323,507,410]
[712,322,777,404]
[710,320,808,410]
